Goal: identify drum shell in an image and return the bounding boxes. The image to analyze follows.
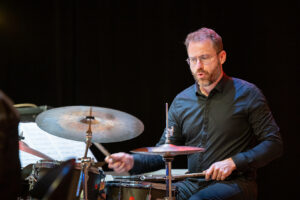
[52,167,102,200]
[24,160,102,200]
[105,181,176,200]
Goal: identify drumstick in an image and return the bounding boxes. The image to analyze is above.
[93,143,120,166]
[93,142,111,157]
[172,172,205,180]
[140,172,206,181]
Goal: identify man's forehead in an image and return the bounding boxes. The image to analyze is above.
[187,39,215,54]
[188,39,214,47]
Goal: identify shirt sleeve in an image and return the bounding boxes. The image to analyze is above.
[232,85,283,171]
[129,154,164,175]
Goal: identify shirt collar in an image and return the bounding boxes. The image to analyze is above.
[194,73,229,96]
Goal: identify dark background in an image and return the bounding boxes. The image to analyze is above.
[1,0,299,199]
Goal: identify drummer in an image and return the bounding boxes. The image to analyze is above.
[105,27,283,200]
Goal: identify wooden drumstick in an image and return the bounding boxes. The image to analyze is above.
[172,172,205,180]
[93,142,111,157]
[140,172,206,181]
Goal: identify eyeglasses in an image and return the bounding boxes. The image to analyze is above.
[186,52,221,66]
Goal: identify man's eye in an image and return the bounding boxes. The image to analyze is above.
[201,55,210,60]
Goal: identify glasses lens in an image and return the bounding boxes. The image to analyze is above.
[187,54,218,65]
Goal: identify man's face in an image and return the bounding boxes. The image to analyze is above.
[187,39,226,87]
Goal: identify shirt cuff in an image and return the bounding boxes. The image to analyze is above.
[231,153,248,171]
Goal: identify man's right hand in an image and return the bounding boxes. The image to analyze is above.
[105,152,134,173]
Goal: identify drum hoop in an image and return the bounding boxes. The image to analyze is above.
[34,160,99,174]
[106,181,149,188]
[35,160,60,168]
[105,180,175,191]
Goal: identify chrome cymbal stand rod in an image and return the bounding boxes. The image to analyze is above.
[163,156,174,200]
[166,103,168,133]
[76,107,94,200]
[164,103,175,199]
[165,102,174,144]
[84,107,94,158]
[163,127,175,200]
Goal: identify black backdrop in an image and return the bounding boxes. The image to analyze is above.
[1,0,299,199]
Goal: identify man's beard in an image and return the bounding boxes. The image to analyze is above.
[191,63,222,87]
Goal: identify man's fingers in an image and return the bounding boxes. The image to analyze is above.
[115,162,126,173]
[220,169,229,180]
[105,152,134,173]
[205,166,214,180]
[105,156,113,163]
[111,161,122,168]
[204,158,236,181]
[211,167,219,180]
[107,158,129,173]
[216,170,223,180]
[105,153,124,166]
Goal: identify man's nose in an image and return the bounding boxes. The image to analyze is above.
[195,60,204,69]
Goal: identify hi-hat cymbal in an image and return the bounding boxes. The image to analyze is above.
[19,141,54,160]
[131,143,205,157]
[35,106,144,143]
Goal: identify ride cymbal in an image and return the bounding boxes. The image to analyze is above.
[35,106,144,143]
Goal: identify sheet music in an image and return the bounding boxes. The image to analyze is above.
[19,122,96,168]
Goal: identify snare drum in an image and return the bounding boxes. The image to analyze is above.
[25,160,103,200]
[32,159,61,180]
[105,180,176,200]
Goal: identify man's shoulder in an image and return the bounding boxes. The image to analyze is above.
[175,84,196,99]
[231,77,258,91]
[169,84,197,112]
[228,77,263,99]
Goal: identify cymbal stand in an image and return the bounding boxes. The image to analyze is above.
[76,107,95,200]
[162,126,175,200]
[163,103,175,200]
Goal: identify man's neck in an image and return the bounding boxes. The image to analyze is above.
[200,72,223,96]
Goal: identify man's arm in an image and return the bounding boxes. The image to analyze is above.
[231,86,283,171]
[205,86,283,180]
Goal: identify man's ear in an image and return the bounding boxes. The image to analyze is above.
[219,50,226,65]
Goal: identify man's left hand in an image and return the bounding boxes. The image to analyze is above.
[204,158,237,181]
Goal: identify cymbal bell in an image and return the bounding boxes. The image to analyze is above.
[35,106,144,143]
[131,143,205,157]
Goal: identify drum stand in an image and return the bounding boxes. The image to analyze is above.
[76,108,95,200]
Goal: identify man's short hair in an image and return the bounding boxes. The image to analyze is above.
[184,27,223,53]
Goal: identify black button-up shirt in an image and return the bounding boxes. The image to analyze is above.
[131,74,283,178]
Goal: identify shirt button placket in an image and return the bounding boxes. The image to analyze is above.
[202,98,209,145]
[198,98,209,171]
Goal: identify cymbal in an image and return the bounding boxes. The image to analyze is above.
[131,143,205,157]
[19,141,54,160]
[35,106,144,143]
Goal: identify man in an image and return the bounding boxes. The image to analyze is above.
[105,28,283,200]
